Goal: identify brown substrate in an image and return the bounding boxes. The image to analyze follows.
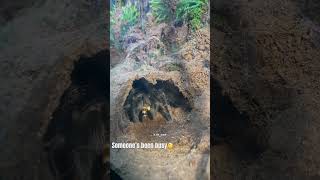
[212,0,320,179]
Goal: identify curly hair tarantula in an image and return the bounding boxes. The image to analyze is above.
[123,78,192,122]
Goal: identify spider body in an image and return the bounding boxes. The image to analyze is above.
[124,88,172,122]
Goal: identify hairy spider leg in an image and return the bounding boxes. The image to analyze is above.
[131,93,144,122]
[155,91,173,122]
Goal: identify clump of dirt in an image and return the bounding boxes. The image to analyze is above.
[180,27,210,62]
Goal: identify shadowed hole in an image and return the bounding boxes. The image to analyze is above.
[213,79,267,160]
[43,50,109,180]
[123,78,192,122]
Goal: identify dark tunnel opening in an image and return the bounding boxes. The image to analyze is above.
[123,78,192,122]
[43,50,111,180]
[212,79,266,160]
[154,79,192,111]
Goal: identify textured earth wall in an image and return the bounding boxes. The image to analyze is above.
[212,0,320,179]
[0,0,107,179]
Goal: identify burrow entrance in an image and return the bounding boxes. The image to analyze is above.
[212,79,267,160]
[123,78,192,123]
[43,50,110,180]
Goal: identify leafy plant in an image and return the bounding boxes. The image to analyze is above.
[110,3,139,50]
[150,0,174,23]
[121,3,139,26]
[176,0,208,30]
[110,0,126,8]
[150,0,208,30]
[120,3,139,44]
[110,5,120,49]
